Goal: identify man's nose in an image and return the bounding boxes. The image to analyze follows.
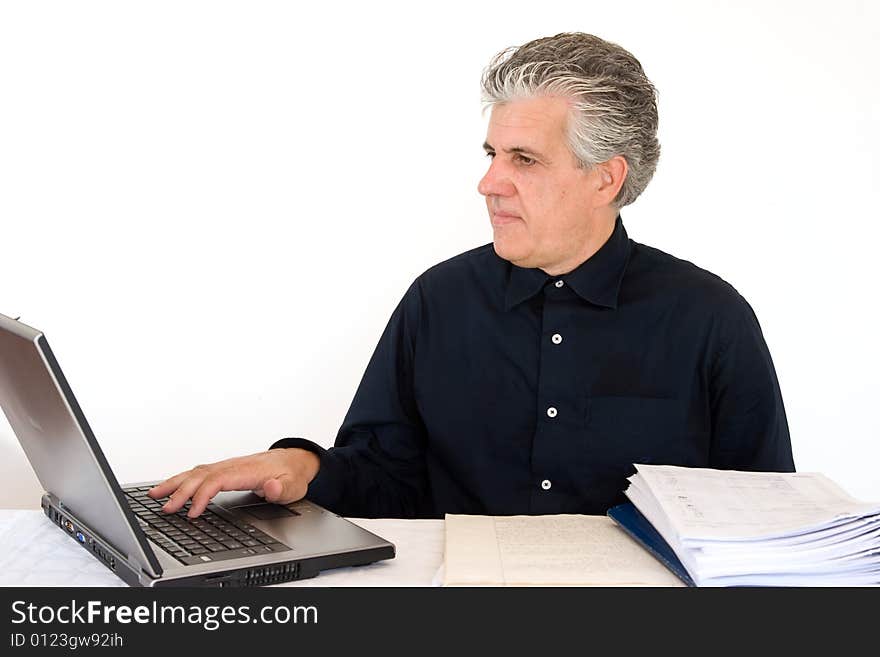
[477,159,515,197]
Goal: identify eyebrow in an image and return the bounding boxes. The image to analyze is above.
[482,141,547,160]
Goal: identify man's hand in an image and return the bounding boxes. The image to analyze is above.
[148,448,321,518]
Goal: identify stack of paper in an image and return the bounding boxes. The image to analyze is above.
[615,464,880,586]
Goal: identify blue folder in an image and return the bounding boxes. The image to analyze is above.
[607,502,696,587]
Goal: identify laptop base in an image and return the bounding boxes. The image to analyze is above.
[42,495,393,587]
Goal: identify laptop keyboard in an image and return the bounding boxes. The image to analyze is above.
[122,486,291,566]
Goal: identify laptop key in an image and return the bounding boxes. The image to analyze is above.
[241,525,275,539]
[179,547,266,565]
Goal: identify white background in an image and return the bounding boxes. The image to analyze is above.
[1,1,877,508]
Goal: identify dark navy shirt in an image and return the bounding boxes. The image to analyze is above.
[271,215,794,518]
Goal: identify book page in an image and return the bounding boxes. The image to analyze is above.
[443,514,683,586]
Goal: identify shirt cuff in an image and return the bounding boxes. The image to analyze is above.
[268,437,344,512]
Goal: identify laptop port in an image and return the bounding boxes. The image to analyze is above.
[90,542,117,570]
[62,518,74,533]
[75,531,86,543]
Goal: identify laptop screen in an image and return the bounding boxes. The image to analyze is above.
[0,313,162,576]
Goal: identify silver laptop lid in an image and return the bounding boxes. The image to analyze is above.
[0,313,162,577]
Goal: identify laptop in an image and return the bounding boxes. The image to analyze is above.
[0,312,395,587]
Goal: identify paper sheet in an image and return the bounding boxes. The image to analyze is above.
[629,464,880,542]
[443,514,683,586]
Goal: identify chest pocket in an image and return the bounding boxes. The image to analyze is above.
[585,395,702,467]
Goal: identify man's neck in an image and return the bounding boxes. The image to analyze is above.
[539,212,618,276]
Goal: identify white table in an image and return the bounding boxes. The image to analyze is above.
[0,510,444,587]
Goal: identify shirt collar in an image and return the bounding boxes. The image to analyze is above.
[503,214,632,311]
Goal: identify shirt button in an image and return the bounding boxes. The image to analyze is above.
[541,479,552,490]
[546,406,557,418]
[551,333,562,345]
[554,280,564,288]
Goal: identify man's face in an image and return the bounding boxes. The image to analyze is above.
[478,96,608,274]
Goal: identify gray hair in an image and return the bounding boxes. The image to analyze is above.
[481,32,660,209]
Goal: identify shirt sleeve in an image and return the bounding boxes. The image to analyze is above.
[270,279,431,518]
[708,295,796,472]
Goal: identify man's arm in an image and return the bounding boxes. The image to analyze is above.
[281,278,430,517]
[151,279,431,519]
[708,296,795,471]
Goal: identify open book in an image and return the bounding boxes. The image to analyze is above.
[443,514,684,586]
[609,464,880,586]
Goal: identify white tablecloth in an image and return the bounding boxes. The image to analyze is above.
[0,510,444,587]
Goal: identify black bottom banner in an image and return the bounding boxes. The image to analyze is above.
[0,586,873,653]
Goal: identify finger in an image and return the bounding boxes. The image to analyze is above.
[263,473,306,505]
[187,466,275,518]
[262,478,283,502]
[148,471,193,499]
[161,471,210,513]
[187,475,228,518]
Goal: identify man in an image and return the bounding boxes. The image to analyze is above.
[151,32,794,519]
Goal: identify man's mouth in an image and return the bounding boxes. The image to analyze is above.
[491,210,521,226]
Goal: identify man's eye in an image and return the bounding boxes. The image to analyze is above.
[485,151,495,159]
[515,154,535,166]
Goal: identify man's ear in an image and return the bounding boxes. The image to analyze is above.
[594,155,628,208]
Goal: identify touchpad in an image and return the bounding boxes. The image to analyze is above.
[238,503,301,520]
